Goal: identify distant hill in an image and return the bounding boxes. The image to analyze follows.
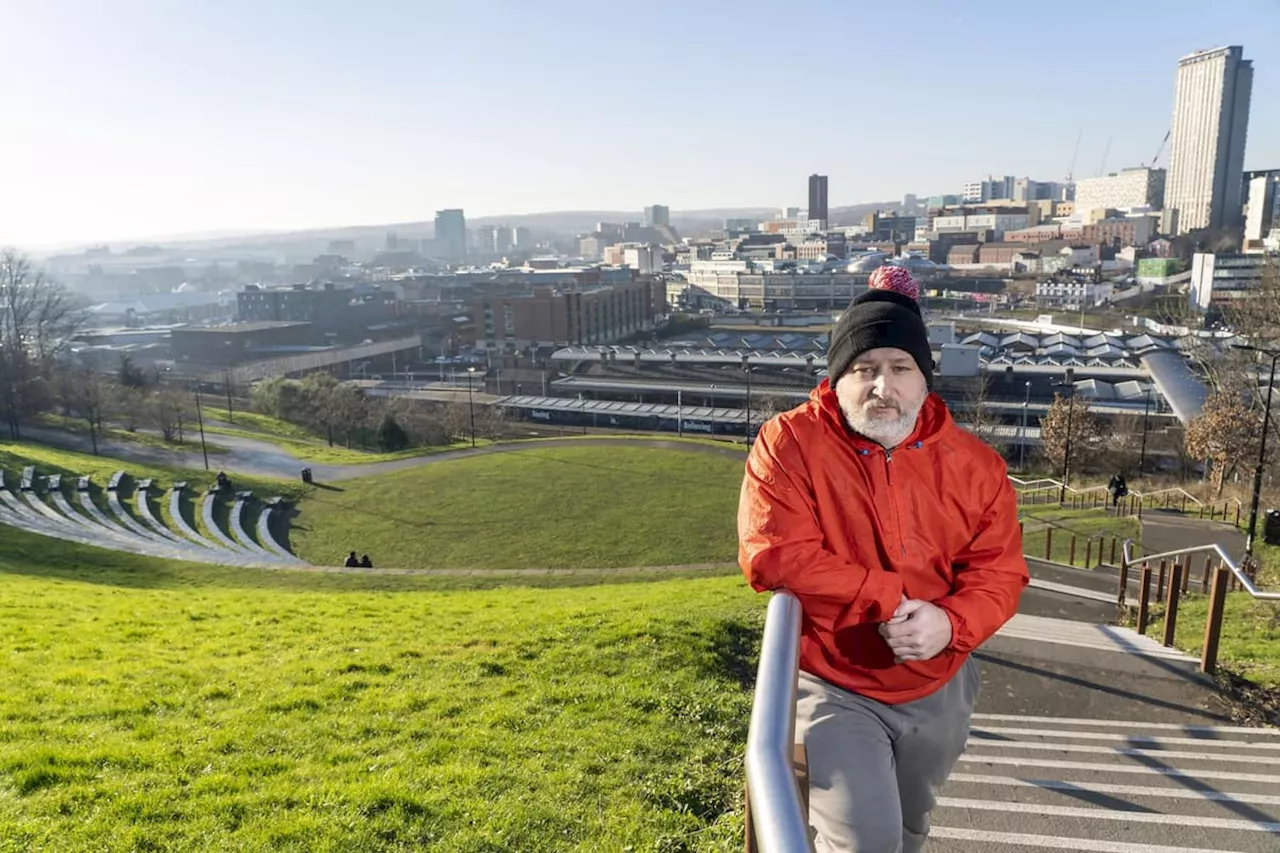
[38,199,927,259]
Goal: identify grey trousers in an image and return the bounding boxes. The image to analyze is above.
[794,659,979,853]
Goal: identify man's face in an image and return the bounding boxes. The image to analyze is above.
[834,346,929,448]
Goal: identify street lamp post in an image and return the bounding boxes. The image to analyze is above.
[1234,345,1280,557]
[1053,380,1077,504]
[579,393,587,435]
[677,389,683,438]
[1020,380,1031,472]
[742,355,753,443]
[466,366,476,448]
[1139,384,1153,477]
[193,384,210,471]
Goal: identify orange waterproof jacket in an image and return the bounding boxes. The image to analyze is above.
[738,381,1028,704]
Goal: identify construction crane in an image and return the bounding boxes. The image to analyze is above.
[1146,130,1171,168]
[1065,129,1082,183]
[1097,136,1112,177]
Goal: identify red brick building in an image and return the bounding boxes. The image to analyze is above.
[471,279,662,350]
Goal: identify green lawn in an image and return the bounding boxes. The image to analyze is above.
[0,441,303,503]
[290,444,745,570]
[1018,507,1141,566]
[34,413,229,456]
[0,539,762,852]
[200,408,489,465]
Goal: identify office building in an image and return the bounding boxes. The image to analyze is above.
[1190,252,1273,308]
[1165,46,1253,234]
[644,205,670,228]
[1075,167,1167,212]
[472,278,661,350]
[434,208,467,262]
[1244,171,1280,244]
[808,174,829,223]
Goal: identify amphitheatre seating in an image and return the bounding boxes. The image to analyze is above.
[202,488,250,554]
[132,480,187,544]
[0,468,309,569]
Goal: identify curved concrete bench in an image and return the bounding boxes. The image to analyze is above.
[107,489,170,542]
[256,499,305,564]
[168,485,221,551]
[201,490,251,555]
[23,489,78,529]
[132,482,187,544]
[230,494,274,559]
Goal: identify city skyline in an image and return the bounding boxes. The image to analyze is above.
[2,1,1279,249]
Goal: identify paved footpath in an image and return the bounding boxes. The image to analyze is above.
[928,514,1278,852]
[15,425,745,482]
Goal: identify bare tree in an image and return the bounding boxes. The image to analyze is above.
[147,386,191,443]
[59,359,109,455]
[0,250,81,438]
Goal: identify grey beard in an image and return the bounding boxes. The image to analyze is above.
[842,400,924,448]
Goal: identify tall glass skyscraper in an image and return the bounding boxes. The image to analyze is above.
[1165,46,1253,234]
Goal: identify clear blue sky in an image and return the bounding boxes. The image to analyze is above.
[1,0,1278,248]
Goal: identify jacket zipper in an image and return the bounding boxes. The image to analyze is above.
[884,448,906,557]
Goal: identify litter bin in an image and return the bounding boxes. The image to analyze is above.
[1264,509,1280,546]
[301,468,313,484]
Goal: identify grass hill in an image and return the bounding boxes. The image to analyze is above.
[0,538,761,852]
[289,443,745,570]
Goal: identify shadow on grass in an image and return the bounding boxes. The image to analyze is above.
[0,526,735,595]
[697,617,764,691]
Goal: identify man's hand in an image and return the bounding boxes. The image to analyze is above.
[879,599,953,663]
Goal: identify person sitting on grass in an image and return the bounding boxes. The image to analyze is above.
[343,551,359,568]
[360,554,373,568]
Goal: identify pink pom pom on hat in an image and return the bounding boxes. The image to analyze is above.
[866,265,920,301]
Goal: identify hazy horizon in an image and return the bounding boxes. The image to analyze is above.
[3,0,1278,249]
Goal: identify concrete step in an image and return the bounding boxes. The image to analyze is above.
[931,713,1280,852]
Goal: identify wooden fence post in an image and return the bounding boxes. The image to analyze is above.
[1045,528,1053,561]
[1201,555,1212,593]
[1181,557,1191,595]
[1163,562,1183,647]
[1200,566,1231,675]
[1069,535,1077,566]
[1157,559,1167,600]
[1109,538,1118,565]
[1085,539,1093,567]
[1137,564,1152,635]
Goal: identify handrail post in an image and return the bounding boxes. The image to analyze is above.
[1136,563,1152,635]
[745,592,812,853]
[1201,566,1231,675]
[1117,551,1129,612]
[1162,561,1183,647]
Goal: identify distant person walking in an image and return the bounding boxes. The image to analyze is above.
[343,551,359,568]
[738,266,1028,852]
[1108,473,1128,508]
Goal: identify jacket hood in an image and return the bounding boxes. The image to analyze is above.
[811,378,952,449]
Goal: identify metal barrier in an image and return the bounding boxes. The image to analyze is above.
[744,591,813,853]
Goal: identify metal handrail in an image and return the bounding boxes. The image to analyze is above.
[1010,477,1206,506]
[1122,540,1280,600]
[745,591,813,852]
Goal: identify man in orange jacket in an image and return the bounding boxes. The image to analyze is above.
[738,266,1028,853]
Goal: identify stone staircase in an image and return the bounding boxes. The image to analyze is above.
[0,468,307,568]
[929,563,1280,852]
